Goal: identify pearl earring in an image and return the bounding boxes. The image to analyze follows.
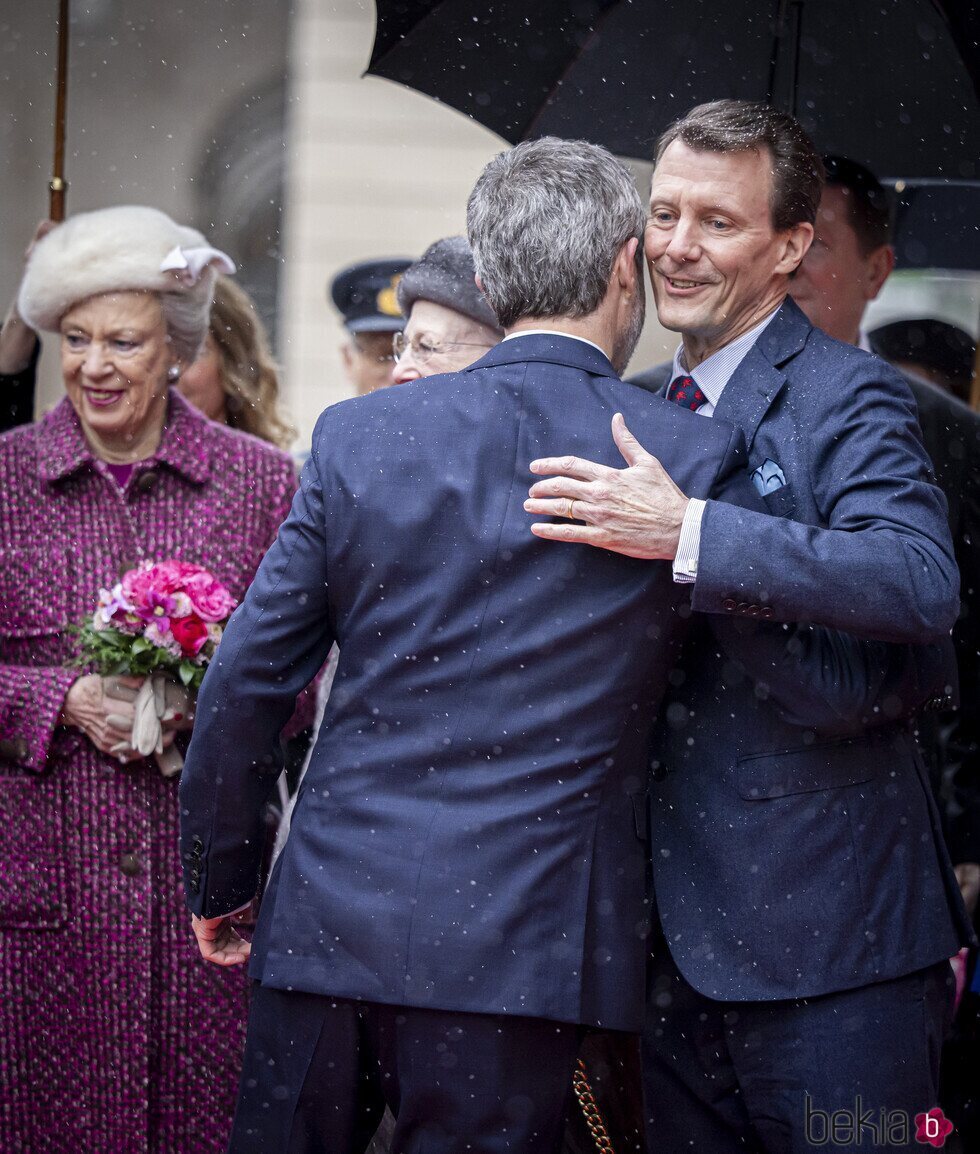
[167,364,180,383]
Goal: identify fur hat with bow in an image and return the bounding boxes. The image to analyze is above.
[19,205,235,362]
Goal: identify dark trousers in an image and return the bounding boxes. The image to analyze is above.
[641,940,954,1153]
[228,984,582,1154]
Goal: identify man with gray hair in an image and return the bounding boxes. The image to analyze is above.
[178,135,753,1153]
[526,100,970,1152]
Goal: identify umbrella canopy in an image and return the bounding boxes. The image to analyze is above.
[368,0,978,180]
[891,181,980,270]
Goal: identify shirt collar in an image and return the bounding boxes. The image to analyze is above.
[37,390,212,486]
[670,307,780,408]
[503,329,612,361]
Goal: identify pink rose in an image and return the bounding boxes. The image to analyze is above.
[183,571,237,623]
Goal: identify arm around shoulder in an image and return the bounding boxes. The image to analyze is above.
[692,362,959,643]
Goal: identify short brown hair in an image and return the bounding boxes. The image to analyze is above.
[654,100,825,231]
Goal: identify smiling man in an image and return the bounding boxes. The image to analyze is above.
[525,100,972,1153]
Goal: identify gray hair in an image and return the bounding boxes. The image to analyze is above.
[466,137,645,328]
[159,286,213,364]
[655,100,824,231]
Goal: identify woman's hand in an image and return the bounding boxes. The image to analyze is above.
[59,673,144,761]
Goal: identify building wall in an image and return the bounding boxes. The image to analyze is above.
[0,1,291,416]
[280,0,679,446]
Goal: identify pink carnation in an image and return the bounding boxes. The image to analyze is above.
[119,560,235,623]
[183,571,237,623]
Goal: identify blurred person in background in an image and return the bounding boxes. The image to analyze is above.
[868,317,975,407]
[790,155,980,1146]
[0,205,305,1153]
[330,257,411,395]
[169,274,294,448]
[0,219,55,431]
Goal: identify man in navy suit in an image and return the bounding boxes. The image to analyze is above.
[525,101,973,1152]
[179,137,755,1154]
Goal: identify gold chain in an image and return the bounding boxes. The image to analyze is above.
[573,1058,616,1153]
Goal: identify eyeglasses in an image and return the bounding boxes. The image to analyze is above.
[392,332,493,363]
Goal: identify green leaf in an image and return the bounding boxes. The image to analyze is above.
[179,661,197,687]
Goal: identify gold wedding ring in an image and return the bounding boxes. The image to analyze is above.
[568,499,577,521]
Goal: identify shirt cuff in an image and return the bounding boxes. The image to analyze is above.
[672,498,705,584]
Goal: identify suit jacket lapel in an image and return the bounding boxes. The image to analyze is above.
[709,297,811,452]
[711,347,787,452]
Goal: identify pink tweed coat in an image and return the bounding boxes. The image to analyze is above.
[0,392,300,1152]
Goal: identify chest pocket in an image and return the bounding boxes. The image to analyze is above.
[0,547,70,639]
[760,482,797,520]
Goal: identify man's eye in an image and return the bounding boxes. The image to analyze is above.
[650,212,673,225]
[418,339,442,356]
[708,219,729,231]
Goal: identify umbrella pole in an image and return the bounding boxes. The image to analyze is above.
[49,0,70,222]
[972,309,980,412]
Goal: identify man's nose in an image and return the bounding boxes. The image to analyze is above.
[663,217,701,264]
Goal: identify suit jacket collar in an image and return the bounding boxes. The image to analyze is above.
[710,296,812,449]
[38,390,212,486]
[470,332,618,378]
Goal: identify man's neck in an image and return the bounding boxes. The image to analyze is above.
[681,292,785,368]
[507,316,614,363]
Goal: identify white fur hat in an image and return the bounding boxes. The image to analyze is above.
[18,205,236,335]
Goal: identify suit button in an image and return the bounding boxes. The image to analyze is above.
[119,852,142,877]
[722,598,737,612]
[736,602,749,614]
[760,607,774,619]
[0,738,29,761]
[135,469,159,493]
[745,604,760,617]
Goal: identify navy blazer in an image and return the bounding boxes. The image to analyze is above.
[630,299,973,1002]
[180,334,752,1031]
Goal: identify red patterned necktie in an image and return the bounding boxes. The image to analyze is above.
[666,374,707,411]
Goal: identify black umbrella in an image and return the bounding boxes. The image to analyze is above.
[367,0,978,180]
[891,181,980,270]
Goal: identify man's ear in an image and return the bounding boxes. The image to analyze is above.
[775,222,814,276]
[615,238,641,290]
[864,244,895,303]
[474,273,484,294]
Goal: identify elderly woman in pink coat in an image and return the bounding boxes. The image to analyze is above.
[0,206,300,1152]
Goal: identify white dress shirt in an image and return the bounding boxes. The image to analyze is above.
[670,309,780,582]
[502,329,613,361]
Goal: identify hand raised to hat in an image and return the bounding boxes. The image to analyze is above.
[524,414,689,560]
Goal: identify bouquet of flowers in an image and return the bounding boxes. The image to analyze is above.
[77,559,237,775]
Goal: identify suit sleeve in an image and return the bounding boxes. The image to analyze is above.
[701,402,956,734]
[710,618,956,735]
[179,416,335,917]
[693,363,959,643]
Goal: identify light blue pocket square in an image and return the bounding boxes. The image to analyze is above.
[751,458,786,495]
